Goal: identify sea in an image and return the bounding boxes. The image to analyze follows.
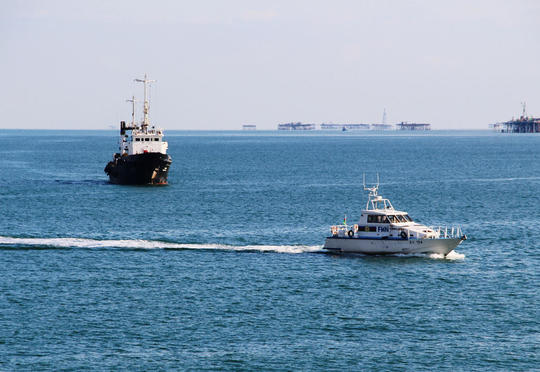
[0,130,538,371]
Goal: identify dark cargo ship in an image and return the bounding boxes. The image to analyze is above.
[105,74,172,185]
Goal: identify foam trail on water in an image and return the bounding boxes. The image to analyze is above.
[391,251,466,260]
[428,250,465,260]
[0,236,322,254]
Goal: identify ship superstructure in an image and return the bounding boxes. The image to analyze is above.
[104,74,172,185]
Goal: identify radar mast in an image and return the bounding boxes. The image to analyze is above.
[363,173,380,198]
[134,74,156,132]
[363,173,393,210]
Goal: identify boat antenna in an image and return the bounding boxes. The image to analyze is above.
[126,96,137,127]
[363,173,380,209]
[363,173,379,192]
[521,101,527,118]
[382,108,387,124]
[134,73,156,132]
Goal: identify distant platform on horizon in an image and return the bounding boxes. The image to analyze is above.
[277,122,430,131]
[490,117,540,133]
[490,104,540,133]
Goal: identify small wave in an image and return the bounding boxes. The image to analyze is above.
[0,236,322,254]
[54,179,109,185]
[470,176,540,183]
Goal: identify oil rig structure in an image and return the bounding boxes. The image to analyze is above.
[491,103,540,133]
[395,122,431,131]
[278,122,316,130]
[278,110,431,131]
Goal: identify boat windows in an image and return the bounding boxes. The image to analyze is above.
[367,215,390,223]
[388,215,405,223]
[154,138,159,141]
[404,214,413,222]
[135,138,141,141]
[145,138,150,141]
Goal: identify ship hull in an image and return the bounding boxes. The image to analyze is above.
[104,152,172,185]
[323,236,464,256]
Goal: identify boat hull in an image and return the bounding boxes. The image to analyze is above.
[104,152,172,185]
[323,236,464,256]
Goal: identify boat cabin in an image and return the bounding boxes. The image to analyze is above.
[330,180,439,240]
[120,130,168,155]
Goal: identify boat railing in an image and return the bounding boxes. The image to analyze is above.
[330,224,464,239]
[330,224,354,236]
[429,225,463,239]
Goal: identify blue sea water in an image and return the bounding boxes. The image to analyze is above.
[0,130,538,370]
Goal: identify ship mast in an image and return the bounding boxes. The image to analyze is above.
[134,74,156,132]
[126,96,137,127]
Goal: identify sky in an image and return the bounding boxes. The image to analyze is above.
[1,0,539,130]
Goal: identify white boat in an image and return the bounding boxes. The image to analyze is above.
[323,176,467,256]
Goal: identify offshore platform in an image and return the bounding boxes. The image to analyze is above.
[278,122,316,130]
[396,122,431,130]
[491,103,540,133]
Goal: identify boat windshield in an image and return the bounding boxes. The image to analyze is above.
[388,214,413,223]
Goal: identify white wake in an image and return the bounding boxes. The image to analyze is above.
[390,250,466,260]
[0,236,322,254]
[428,250,466,260]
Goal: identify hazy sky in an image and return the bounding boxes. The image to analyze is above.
[2,0,539,130]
